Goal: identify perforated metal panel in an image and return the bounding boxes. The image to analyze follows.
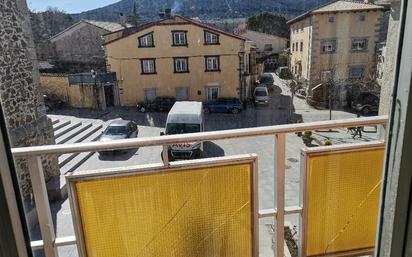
[303,146,384,256]
[68,159,257,257]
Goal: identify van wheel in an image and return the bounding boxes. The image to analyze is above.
[231,108,240,114]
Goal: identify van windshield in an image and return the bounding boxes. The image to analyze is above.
[166,123,201,135]
[255,90,268,96]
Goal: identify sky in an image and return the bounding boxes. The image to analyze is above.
[27,0,120,13]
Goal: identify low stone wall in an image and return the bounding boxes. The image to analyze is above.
[40,74,97,109]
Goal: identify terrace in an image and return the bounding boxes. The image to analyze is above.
[10,115,388,257]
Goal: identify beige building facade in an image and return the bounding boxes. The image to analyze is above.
[104,16,257,106]
[288,0,387,106]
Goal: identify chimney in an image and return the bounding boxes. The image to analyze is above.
[165,8,172,18]
[118,13,127,27]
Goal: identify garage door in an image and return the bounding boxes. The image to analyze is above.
[176,87,189,101]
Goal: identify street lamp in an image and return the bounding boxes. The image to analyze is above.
[91,69,100,109]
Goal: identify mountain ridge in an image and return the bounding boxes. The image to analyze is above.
[70,0,330,22]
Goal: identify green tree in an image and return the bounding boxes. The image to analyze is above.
[130,0,143,26]
[247,12,289,38]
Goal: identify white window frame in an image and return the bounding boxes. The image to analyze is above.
[321,39,337,53]
[206,86,220,101]
[141,59,156,74]
[138,33,154,47]
[174,58,189,73]
[205,31,219,45]
[205,56,220,71]
[351,38,368,51]
[172,31,187,46]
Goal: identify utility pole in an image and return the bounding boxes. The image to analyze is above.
[328,82,332,120]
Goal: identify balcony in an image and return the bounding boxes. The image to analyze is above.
[11,115,388,257]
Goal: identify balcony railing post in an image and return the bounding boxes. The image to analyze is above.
[162,145,169,167]
[27,157,58,257]
[275,133,286,257]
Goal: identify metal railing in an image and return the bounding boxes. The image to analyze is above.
[11,115,388,257]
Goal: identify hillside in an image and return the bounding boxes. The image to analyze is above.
[71,0,329,22]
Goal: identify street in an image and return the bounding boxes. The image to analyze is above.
[36,73,377,257]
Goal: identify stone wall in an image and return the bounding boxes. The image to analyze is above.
[40,74,97,108]
[379,1,401,115]
[0,0,59,198]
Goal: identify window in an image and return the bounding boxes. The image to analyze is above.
[300,42,303,52]
[328,16,335,23]
[358,14,366,22]
[144,88,156,101]
[172,31,187,46]
[348,65,365,79]
[174,57,189,73]
[176,87,189,100]
[140,59,156,74]
[205,56,220,72]
[204,31,219,45]
[320,70,332,81]
[351,38,368,51]
[264,44,273,51]
[292,43,295,52]
[321,39,337,53]
[138,32,154,47]
[206,86,220,100]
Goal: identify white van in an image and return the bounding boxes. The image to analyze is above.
[161,101,204,160]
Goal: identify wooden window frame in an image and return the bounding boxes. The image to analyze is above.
[204,55,221,72]
[138,32,155,48]
[172,30,188,47]
[204,30,220,45]
[173,57,189,73]
[140,58,157,75]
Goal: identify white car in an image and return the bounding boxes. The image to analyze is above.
[254,86,269,105]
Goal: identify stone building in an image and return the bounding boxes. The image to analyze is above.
[287,0,388,107]
[235,29,288,72]
[49,19,132,72]
[0,0,58,198]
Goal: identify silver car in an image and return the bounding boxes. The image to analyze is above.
[98,120,138,155]
[254,86,269,105]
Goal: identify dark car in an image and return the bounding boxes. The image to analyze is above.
[204,98,242,114]
[351,92,380,115]
[98,120,138,155]
[137,97,176,113]
[259,73,275,88]
[43,95,65,111]
[276,66,292,79]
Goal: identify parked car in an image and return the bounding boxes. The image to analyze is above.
[276,66,292,79]
[137,97,176,113]
[203,98,242,114]
[43,95,65,111]
[254,86,269,105]
[98,120,138,155]
[259,73,274,88]
[351,92,380,115]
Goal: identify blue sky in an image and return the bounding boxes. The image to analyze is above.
[27,0,120,13]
